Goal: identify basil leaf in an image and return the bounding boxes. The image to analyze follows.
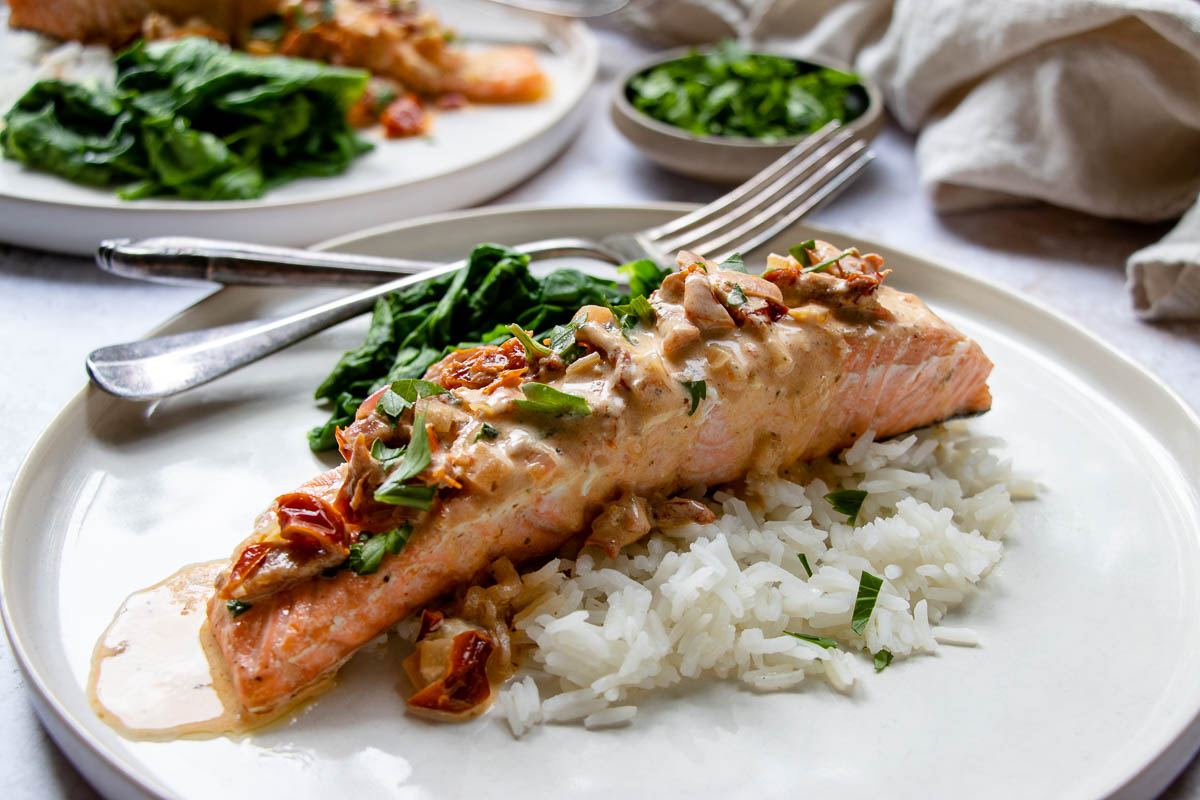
[797,552,813,578]
[825,489,867,524]
[514,382,592,417]
[374,411,433,504]
[788,240,816,266]
[348,525,412,575]
[681,380,707,416]
[851,570,882,635]
[475,422,499,441]
[803,250,855,274]
[508,323,551,358]
[226,599,252,618]
[375,388,407,421]
[726,284,747,307]
[874,649,893,672]
[390,378,448,403]
[785,631,838,649]
[370,438,404,466]
[374,484,437,510]
[718,253,747,273]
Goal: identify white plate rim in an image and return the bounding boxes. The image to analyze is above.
[3,202,1200,800]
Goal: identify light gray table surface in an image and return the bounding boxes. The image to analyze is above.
[2,29,1198,800]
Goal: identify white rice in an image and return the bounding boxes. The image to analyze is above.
[490,422,1033,737]
[0,7,116,114]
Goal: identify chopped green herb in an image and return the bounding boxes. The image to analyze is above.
[718,253,747,273]
[508,323,551,358]
[226,599,252,618]
[375,378,446,421]
[375,484,436,510]
[618,259,671,298]
[374,411,433,504]
[874,649,893,672]
[348,525,412,575]
[475,422,499,441]
[851,570,883,635]
[825,488,867,524]
[249,13,286,42]
[626,40,867,142]
[513,383,592,417]
[681,380,707,416]
[548,321,584,364]
[788,240,816,266]
[803,250,855,274]
[726,284,747,307]
[611,295,656,332]
[785,631,839,650]
[797,552,813,578]
[370,438,404,467]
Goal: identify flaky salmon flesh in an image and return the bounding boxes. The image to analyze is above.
[208,242,993,714]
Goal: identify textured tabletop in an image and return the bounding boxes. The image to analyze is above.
[2,29,1198,800]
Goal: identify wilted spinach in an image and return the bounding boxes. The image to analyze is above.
[1,37,371,200]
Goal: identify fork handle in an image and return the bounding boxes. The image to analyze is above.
[86,237,625,400]
[97,236,438,286]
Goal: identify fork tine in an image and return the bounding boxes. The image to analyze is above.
[685,144,873,260]
[648,126,862,255]
[641,120,844,242]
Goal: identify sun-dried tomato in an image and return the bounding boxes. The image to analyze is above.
[380,93,428,138]
[275,493,349,553]
[407,630,494,715]
[425,338,528,391]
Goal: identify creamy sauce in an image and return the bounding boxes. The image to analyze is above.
[88,561,329,739]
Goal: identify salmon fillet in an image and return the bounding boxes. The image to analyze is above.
[208,242,993,714]
[7,0,277,46]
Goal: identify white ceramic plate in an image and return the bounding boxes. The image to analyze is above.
[4,204,1200,800]
[0,0,597,256]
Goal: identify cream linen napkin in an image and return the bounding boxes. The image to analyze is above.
[615,0,1200,318]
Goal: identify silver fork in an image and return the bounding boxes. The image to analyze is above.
[86,123,872,400]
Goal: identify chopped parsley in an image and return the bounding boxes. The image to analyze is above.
[718,252,747,273]
[788,240,816,266]
[851,570,883,635]
[513,383,591,417]
[475,422,499,441]
[797,552,813,578]
[874,649,893,672]
[785,631,838,649]
[226,599,252,618]
[507,323,551,358]
[370,439,404,467]
[375,484,436,510]
[681,380,707,415]
[348,525,412,575]
[825,489,867,524]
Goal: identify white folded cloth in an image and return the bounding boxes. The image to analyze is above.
[615,0,1200,318]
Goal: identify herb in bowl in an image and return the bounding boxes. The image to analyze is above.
[626,40,867,142]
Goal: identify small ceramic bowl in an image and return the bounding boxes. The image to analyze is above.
[610,47,883,183]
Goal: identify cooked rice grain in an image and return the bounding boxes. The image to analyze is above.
[483,422,1030,736]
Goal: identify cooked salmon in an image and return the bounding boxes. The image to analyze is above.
[7,0,277,46]
[208,242,993,714]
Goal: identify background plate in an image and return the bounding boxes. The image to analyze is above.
[4,204,1200,799]
[0,0,597,255]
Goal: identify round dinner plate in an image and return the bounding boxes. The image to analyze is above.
[4,204,1200,800]
[0,0,597,256]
